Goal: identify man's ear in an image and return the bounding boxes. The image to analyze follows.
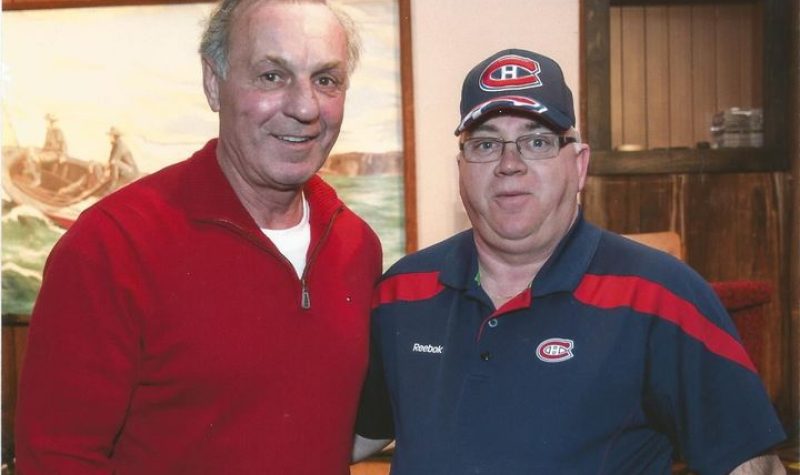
[202,57,221,112]
[575,143,591,193]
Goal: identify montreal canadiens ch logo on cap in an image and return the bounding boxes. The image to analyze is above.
[480,54,542,92]
[536,338,575,363]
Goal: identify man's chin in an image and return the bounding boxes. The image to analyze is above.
[270,166,324,190]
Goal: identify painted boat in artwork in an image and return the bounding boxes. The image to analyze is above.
[2,146,115,229]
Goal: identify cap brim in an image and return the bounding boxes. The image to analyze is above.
[454,95,572,135]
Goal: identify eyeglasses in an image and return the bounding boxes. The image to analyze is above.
[459,133,578,163]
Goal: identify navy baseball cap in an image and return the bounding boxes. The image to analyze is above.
[455,48,575,135]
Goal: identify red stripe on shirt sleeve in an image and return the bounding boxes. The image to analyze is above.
[574,274,756,373]
[372,272,445,309]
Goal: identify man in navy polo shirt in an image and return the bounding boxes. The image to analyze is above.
[352,49,786,474]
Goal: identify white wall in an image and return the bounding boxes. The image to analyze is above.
[410,0,581,248]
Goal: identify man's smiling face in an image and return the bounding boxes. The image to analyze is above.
[204,1,349,192]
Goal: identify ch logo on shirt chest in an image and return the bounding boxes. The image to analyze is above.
[412,342,444,354]
[536,338,575,363]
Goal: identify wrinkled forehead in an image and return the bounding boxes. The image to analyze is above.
[234,0,327,18]
[230,1,347,62]
[232,0,343,40]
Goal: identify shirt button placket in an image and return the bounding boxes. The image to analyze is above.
[479,318,499,361]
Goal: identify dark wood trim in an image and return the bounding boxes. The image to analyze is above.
[2,0,205,9]
[787,0,800,433]
[398,0,418,253]
[1,315,31,327]
[611,0,753,5]
[763,0,791,159]
[582,0,611,151]
[588,147,785,175]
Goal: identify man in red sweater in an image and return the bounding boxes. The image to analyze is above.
[15,1,382,473]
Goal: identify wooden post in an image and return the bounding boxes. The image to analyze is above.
[787,0,800,433]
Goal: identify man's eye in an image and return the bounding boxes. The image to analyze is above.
[259,72,281,83]
[476,140,498,151]
[525,136,555,149]
[316,75,344,91]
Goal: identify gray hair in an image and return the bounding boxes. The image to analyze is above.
[199,0,361,80]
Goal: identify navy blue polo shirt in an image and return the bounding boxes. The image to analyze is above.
[356,214,785,475]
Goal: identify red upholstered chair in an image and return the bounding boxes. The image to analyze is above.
[710,280,772,372]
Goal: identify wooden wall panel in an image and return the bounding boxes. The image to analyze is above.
[620,7,648,147]
[716,4,744,111]
[610,7,623,148]
[750,3,763,109]
[2,325,29,462]
[788,0,799,429]
[2,328,17,462]
[682,172,786,404]
[690,5,717,146]
[739,2,760,109]
[582,172,788,403]
[667,6,694,148]
[610,2,763,150]
[645,6,670,149]
[583,175,674,232]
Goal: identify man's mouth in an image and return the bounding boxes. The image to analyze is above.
[496,190,527,198]
[276,134,315,143]
[493,190,531,208]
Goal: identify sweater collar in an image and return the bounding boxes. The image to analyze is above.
[181,139,343,232]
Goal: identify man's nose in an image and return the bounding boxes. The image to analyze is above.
[495,141,527,175]
[284,79,320,123]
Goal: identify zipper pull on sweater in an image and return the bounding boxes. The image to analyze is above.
[296,205,341,312]
[301,280,311,309]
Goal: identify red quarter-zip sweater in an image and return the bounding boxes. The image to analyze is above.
[15,139,383,474]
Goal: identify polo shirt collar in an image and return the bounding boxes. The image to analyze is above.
[439,230,481,291]
[437,211,601,295]
[532,210,601,295]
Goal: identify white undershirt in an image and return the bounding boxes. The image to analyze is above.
[261,195,311,279]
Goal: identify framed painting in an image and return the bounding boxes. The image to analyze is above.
[1,0,417,316]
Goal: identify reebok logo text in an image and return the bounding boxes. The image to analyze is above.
[412,343,444,354]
